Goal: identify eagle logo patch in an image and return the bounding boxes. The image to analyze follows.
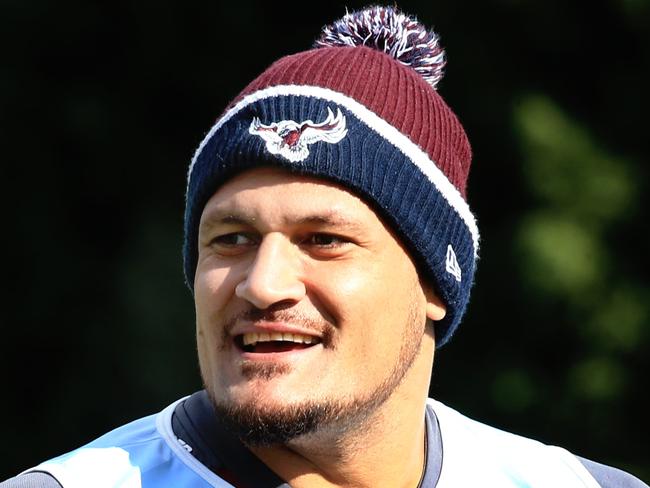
[249,107,348,163]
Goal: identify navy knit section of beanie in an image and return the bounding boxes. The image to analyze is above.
[184,93,477,347]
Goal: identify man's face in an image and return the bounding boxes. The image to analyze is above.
[194,168,443,444]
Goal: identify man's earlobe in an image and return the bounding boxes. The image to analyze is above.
[426,289,447,322]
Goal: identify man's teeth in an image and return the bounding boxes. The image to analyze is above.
[242,332,317,347]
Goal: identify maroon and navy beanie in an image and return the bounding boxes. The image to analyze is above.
[183,6,480,347]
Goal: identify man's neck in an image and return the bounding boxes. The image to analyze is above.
[250,401,427,488]
[249,340,435,488]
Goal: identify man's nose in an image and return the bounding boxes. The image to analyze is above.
[235,233,306,309]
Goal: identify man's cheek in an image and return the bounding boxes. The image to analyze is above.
[196,269,235,310]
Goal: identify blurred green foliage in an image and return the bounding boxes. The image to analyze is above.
[1,0,648,482]
[515,93,648,408]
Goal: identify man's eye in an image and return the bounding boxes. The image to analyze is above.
[211,233,254,246]
[306,234,347,247]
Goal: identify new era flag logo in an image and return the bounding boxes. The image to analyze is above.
[446,245,462,282]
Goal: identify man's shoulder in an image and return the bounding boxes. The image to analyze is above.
[2,398,191,488]
[0,472,62,488]
[426,399,648,488]
[0,417,160,488]
[3,393,278,488]
[577,456,649,488]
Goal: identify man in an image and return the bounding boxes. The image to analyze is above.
[3,6,647,488]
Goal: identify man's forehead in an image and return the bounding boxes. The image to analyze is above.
[200,168,381,229]
[209,167,355,197]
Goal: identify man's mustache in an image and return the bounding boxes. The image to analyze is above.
[222,306,335,343]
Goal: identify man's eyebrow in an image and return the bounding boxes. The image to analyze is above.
[200,210,363,229]
[293,213,363,229]
[200,212,254,230]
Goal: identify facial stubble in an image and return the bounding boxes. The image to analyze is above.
[205,298,426,448]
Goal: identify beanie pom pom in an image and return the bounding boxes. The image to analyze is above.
[314,5,446,89]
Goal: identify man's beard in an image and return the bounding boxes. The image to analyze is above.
[207,299,425,447]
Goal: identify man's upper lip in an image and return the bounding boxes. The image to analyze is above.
[230,321,323,339]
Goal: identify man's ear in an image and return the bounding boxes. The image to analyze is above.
[425,286,446,322]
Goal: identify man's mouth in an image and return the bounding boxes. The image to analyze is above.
[235,332,322,354]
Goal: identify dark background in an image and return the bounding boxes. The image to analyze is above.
[2,0,648,481]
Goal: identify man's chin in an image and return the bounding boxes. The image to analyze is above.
[211,398,332,447]
[240,360,292,380]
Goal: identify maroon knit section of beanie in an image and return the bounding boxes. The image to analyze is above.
[233,46,472,197]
